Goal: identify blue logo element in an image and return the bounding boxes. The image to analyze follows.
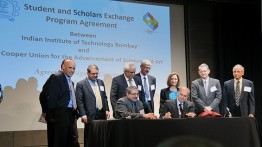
[143,12,158,32]
[0,0,20,21]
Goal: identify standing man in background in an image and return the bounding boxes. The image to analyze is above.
[134,59,156,113]
[47,59,79,147]
[41,61,79,147]
[223,64,255,117]
[110,62,137,117]
[76,64,110,147]
[191,63,222,115]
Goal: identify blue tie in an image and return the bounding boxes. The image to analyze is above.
[132,103,138,113]
[179,103,184,118]
[143,77,150,103]
[69,78,77,109]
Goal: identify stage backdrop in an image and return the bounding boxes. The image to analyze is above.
[0,0,185,131]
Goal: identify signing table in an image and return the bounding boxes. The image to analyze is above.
[88,117,260,147]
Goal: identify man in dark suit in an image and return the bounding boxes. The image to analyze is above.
[115,86,157,119]
[47,59,79,147]
[160,87,196,118]
[133,59,156,113]
[76,64,110,147]
[110,62,137,117]
[40,71,57,147]
[191,63,222,115]
[223,64,255,117]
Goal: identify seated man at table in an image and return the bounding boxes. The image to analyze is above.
[160,87,196,118]
[115,86,157,119]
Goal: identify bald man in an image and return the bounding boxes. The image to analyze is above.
[47,59,79,147]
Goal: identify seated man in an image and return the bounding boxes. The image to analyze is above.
[115,86,157,119]
[160,87,196,119]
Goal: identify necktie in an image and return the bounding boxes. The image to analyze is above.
[93,81,103,110]
[131,103,138,113]
[69,78,77,110]
[179,103,184,118]
[143,77,150,102]
[235,81,240,106]
[128,79,133,86]
[204,80,208,96]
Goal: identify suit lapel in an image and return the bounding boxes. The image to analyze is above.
[136,101,143,111]
[165,88,169,100]
[121,74,128,87]
[239,79,246,101]
[126,98,134,112]
[171,100,179,118]
[199,79,206,97]
[136,73,142,86]
[229,80,235,98]
[62,73,70,95]
[85,79,96,97]
[148,76,152,90]
[207,78,214,97]
[183,102,188,113]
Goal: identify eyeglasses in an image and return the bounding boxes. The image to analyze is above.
[130,93,139,96]
[179,93,188,98]
[89,72,99,75]
[126,71,136,74]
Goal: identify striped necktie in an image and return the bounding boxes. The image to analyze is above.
[235,81,240,106]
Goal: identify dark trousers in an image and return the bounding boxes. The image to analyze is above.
[232,105,241,117]
[72,118,80,147]
[47,117,79,147]
[144,101,154,113]
[47,121,55,147]
[53,109,79,147]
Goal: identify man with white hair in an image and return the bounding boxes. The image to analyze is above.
[134,59,156,113]
[110,62,137,117]
[223,64,255,117]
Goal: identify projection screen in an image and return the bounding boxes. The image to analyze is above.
[0,0,186,131]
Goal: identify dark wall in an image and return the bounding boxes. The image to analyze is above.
[186,1,219,84]
[140,0,261,143]
[186,0,261,143]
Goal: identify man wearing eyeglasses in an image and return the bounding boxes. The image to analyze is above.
[110,62,137,117]
[75,64,110,147]
[160,87,196,119]
[115,86,157,119]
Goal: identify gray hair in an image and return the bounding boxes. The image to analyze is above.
[233,64,244,72]
[87,64,99,73]
[141,59,152,67]
[123,62,136,72]
[198,63,209,71]
[126,86,138,94]
[179,87,191,94]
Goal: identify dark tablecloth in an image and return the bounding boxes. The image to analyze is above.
[88,117,261,147]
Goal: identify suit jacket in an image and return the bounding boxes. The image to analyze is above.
[133,73,156,113]
[40,70,62,114]
[75,78,109,121]
[191,78,222,114]
[223,78,255,116]
[40,73,55,113]
[110,74,129,114]
[48,71,71,112]
[159,87,180,112]
[160,100,195,118]
[115,97,144,119]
